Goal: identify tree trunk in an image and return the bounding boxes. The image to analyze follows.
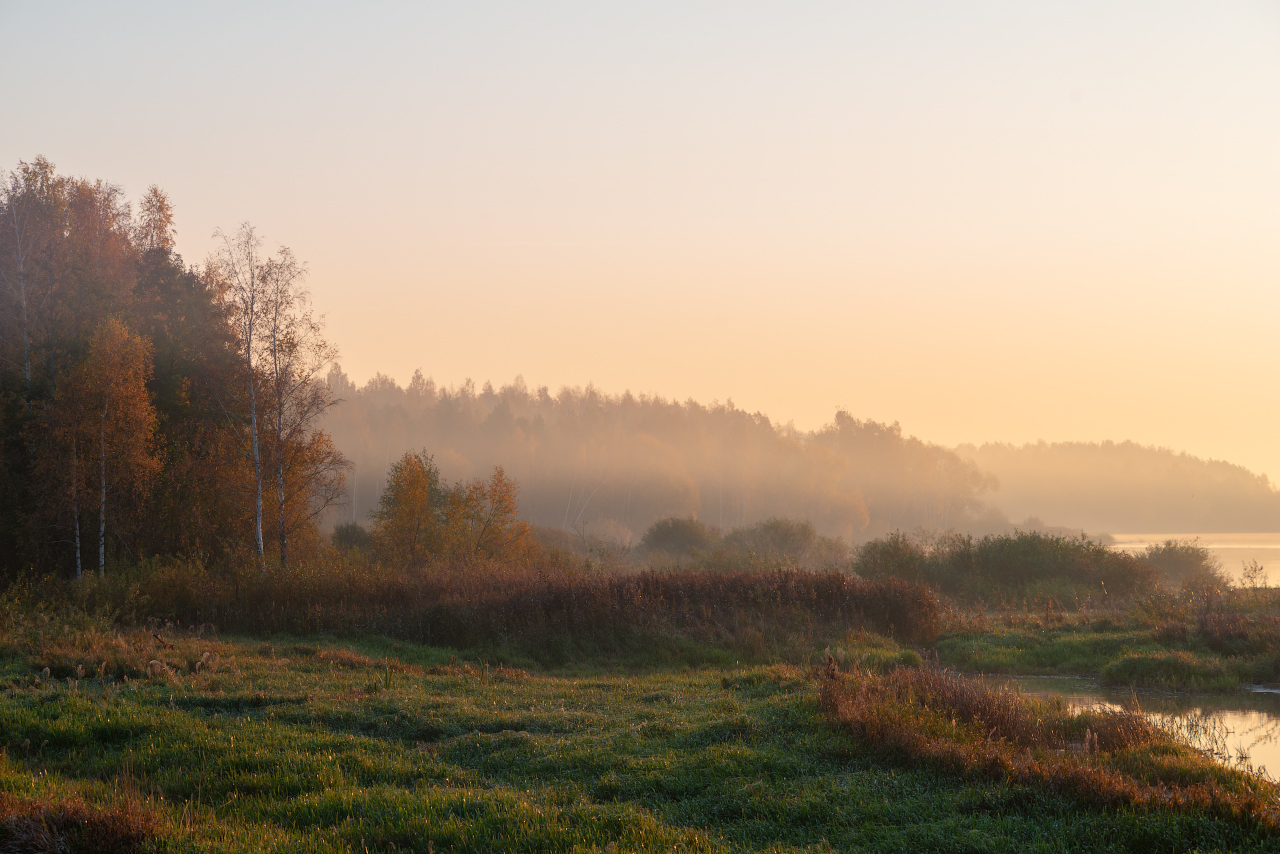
[272,331,288,569]
[98,399,107,577]
[248,371,266,574]
[277,452,287,569]
[72,436,81,581]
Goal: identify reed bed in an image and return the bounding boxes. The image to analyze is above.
[48,558,943,662]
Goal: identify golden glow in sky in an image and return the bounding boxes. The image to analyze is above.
[4,2,1280,476]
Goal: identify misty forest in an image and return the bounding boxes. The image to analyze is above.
[2,160,1280,853]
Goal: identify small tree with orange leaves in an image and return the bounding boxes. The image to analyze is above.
[443,466,538,564]
[371,450,446,568]
[46,319,159,577]
[86,319,160,576]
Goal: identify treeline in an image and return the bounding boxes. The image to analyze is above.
[960,441,1280,533]
[0,158,345,578]
[323,369,999,546]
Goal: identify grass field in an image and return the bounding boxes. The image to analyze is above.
[1,630,1276,853]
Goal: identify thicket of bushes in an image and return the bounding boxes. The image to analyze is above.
[852,530,1161,600]
[634,515,849,568]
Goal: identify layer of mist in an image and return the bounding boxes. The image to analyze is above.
[326,371,1280,546]
[323,368,1000,546]
[962,442,1280,534]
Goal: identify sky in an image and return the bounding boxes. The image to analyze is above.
[4,2,1280,477]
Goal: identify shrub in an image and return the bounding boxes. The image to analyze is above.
[1142,539,1224,587]
[638,516,718,557]
[371,454,537,566]
[331,522,373,551]
[72,558,944,658]
[1197,612,1280,657]
[854,531,1160,601]
[719,518,848,567]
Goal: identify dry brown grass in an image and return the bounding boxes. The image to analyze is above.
[122,558,944,656]
[315,647,422,674]
[0,790,159,854]
[819,660,1280,833]
[25,624,229,686]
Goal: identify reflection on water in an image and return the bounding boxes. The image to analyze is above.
[978,675,1280,781]
[1110,532,1280,585]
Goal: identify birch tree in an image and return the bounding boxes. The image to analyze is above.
[86,319,159,575]
[259,248,344,567]
[213,223,269,572]
[0,158,62,403]
[214,225,347,571]
[47,319,158,577]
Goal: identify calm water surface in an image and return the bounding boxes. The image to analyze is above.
[1110,532,1280,585]
[980,675,1280,780]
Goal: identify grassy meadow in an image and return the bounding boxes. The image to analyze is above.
[1,626,1277,854]
[1,531,1279,852]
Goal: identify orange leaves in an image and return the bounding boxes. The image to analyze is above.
[372,456,539,567]
[86,317,161,495]
[444,465,539,564]
[371,450,445,568]
[41,318,160,573]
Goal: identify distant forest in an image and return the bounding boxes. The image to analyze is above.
[326,374,1280,543]
[960,442,1280,534]
[322,368,1002,545]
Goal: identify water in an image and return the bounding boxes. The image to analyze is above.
[979,674,1280,780]
[1109,532,1280,585]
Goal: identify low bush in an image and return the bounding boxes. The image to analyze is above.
[1197,612,1280,657]
[854,530,1160,601]
[1142,539,1225,587]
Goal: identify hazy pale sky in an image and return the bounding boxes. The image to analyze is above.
[5,2,1280,477]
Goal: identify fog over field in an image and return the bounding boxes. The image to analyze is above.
[324,368,1280,543]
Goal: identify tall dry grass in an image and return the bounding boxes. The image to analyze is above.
[819,660,1280,833]
[19,556,943,661]
[0,788,159,854]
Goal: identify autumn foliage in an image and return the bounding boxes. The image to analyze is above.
[0,157,345,577]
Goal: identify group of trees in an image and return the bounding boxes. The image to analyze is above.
[636,515,848,568]
[346,450,536,566]
[0,157,345,578]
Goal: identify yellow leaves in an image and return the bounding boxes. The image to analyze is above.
[372,455,539,567]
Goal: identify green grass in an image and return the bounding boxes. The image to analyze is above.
[1100,652,1238,693]
[934,622,1275,692]
[936,625,1164,676]
[0,634,1275,852]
